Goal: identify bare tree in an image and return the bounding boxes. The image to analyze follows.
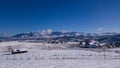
[6,46,13,53]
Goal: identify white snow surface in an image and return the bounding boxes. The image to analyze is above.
[0,41,120,68]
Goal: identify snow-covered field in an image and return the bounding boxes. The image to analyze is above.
[0,41,120,68]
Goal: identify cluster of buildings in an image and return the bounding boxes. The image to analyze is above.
[67,40,106,48]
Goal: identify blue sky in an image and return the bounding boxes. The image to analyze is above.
[0,0,120,34]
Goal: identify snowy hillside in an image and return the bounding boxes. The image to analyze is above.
[0,41,120,68]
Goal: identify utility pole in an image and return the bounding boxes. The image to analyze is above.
[102,44,106,59]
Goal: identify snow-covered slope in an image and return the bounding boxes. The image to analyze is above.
[0,41,120,68]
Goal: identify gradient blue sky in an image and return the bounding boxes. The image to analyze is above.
[0,0,120,34]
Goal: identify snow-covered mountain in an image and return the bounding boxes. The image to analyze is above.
[98,34,120,43]
[0,30,119,42]
[10,30,119,40]
[12,30,119,38]
[12,32,80,38]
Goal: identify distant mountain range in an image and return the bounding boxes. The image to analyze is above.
[0,31,120,43]
[11,32,119,39]
[98,34,120,43]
